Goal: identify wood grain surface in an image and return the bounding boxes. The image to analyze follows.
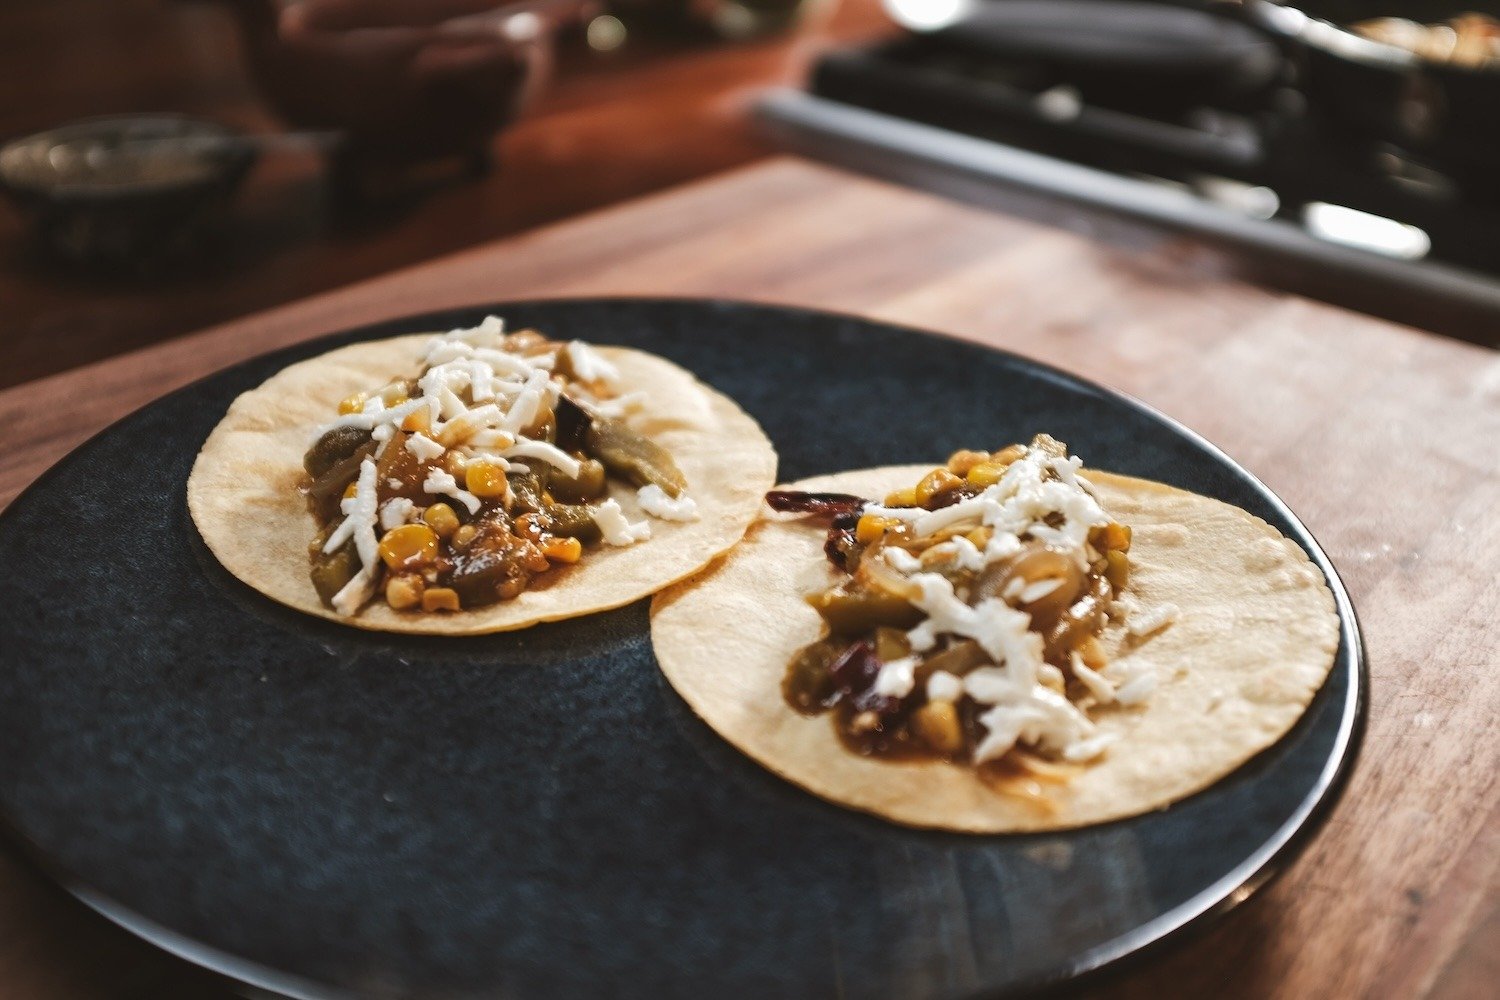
[0,158,1495,999]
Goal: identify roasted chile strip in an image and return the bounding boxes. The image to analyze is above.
[554,394,592,452]
[765,490,872,571]
[587,417,688,497]
[306,440,377,522]
[765,491,867,517]
[824,510,861,572]
[304,426,373,480]
[925,486,977,510]
[828,639,878,692]
[827,640,901,718]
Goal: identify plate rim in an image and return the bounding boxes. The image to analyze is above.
[0,295,1367,1000]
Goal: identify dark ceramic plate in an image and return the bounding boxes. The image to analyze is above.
[0,299,1363,999]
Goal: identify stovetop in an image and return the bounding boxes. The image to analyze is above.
[806,33,1499,274]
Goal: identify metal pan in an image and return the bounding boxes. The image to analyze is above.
[1246,1,1500,172]
[886,0,1282,112]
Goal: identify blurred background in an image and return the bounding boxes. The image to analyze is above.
[0,0,886,389]
[6,0,1500,391]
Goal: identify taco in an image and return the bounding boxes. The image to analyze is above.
[651,436,1339,831]
[189,316,776,634]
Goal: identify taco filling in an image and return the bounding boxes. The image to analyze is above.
[768,435,1161,781]
[304,318,699,617]
[652,450,1337,832]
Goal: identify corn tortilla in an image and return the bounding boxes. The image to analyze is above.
[189,333,777,634]
[650,465,1339,832]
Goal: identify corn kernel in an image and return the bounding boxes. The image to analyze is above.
[915,468,963,505]
[1105,549,1130,590]
[883,486,919,507]
[991,443,1026,465]
[421,587,461,612]
[378,383,409,406]
[946,449,990,475]
[337,391,367,415]
[912,701,964,755]
[452,524,477,548]
[422,502,460,539]
[965,526,993,548]
[465,461,507,499]
[855,514,898,544]
[436,420,470,448]
[385,575,423,611]
[443,451,468,477]
[541,536,582,564]
[378,523,439,570]
[1102,522,1131,552]
[506,329,547,352]
[342,482,359,500]
[400,407,431,434]
[966,462,1006,487]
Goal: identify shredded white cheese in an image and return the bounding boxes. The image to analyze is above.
[590,390,643,420]
[592,498,651,546]
[873,656,919,698]
[323,457,379,560]
[405,433,446,462]
[503,439,580,478]
[943,534,989,573]
[637,484,699,522]
[882,547,922,574]
[435,403,503,447]
[332,563,378,617]
[466,429,516,451]
[422,468,480,515]
[1070,653,1115,704]
[323,457,382,615]
[1126,602,1178,637]
[565,340,621,389]
[926,670,963,703]
[500,370,554,435]
[379,497,416,531]
[862,439,1144,763]
[307,316,685,617]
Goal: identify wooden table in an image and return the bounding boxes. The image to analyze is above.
[1,158,1495,999]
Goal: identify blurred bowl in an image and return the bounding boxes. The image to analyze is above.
[0,115,256,268]
[227,0,596,162]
